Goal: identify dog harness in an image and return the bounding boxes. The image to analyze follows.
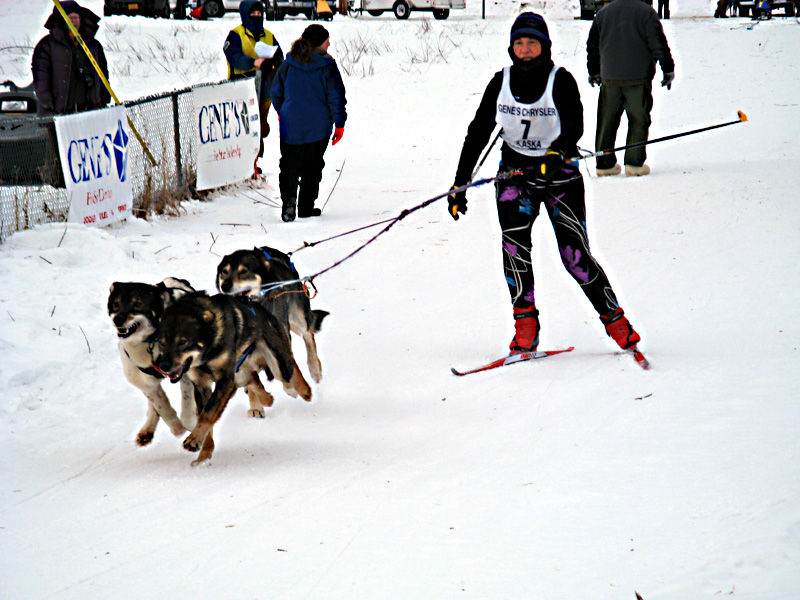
[124,348,166,380]
[235,343,255,373]
[255,246,304,311]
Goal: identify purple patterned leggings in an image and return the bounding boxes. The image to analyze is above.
[494,171,619,317]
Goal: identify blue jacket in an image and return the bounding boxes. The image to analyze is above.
[271,50,347,145]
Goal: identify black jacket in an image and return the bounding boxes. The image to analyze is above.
[587,0,674,82]
[454,54,583,186]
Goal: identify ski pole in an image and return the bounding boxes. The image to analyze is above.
[446,128,502,219]
[51,0,157,166]
[471,128,502,180]
[576,111,748,161]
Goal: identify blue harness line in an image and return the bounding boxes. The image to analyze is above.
[235,343,255,373]
[234,302,258,373]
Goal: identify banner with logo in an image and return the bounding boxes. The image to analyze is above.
[193,80,260,191]
[54,105,133,227]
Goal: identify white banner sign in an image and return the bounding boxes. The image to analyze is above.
[55,105,133,227]
[193,80,260,191]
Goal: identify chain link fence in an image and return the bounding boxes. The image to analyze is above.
[0,80,233,244]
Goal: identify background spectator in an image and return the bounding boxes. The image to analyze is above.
[714,0,730,17]
[223,0,284,177]
[586,0,674,177]
[271,25,347,222]
[31,0,110,117]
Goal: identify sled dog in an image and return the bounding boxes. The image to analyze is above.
[107,277,197,446]
[155,292,311,465]
[216,246,329,383]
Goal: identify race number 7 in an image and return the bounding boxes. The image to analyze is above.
[521,119,531,139]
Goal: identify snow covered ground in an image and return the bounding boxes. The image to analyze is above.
[1,1,799,599]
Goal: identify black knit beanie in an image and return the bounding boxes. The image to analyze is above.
[302,24,329,47]
[509,12,551,49]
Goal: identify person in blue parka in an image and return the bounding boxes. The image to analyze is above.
[271,24,347,221]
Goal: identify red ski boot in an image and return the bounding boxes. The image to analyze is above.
[509,306,540,354]
[600,307,641,350]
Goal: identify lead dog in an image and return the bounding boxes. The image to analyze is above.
[155,292,312,465]
[216,246,328,383]
[107,277,196,446]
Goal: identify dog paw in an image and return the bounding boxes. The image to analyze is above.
[183,434,201,453]
[136,430,154,446]
[248,408,266,418]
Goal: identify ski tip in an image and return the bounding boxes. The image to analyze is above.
[630,348,650,369]
[450,367,464,377]
[737,110,748,123]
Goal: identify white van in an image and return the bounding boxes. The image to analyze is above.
[347,0,465,19]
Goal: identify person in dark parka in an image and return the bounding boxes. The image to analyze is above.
[586,0,674,177]
[271,24,347,221]
[31,1,110,117]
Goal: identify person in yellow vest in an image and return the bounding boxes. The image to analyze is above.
[223,0,284,176]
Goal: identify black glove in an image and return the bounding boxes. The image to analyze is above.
[539,149,566,184]
[661,72,675,90]
[588,74,602,87]
[448,185,467,221]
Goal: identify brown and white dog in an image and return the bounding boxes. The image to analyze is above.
[216,246,329,383]
[107,277,196,446]
[155,292,311,465]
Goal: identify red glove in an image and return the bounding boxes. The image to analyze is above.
[332,127,344,146]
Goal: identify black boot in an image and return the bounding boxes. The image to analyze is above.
[298,205,322,218]
[298,183,321,218]
[281,197,296,222]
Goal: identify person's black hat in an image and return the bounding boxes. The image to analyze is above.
[509,12,551,49]
[302,24,329,47]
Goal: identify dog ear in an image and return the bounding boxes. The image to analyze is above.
[159,289,173,311]
[109,283,116,293]
[202,310,215,323]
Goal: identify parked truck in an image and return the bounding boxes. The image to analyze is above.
[193,0,334,19]
[346,0,465,20]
